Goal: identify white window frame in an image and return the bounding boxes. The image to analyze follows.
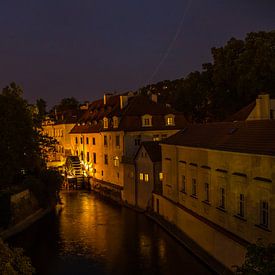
[103,117,108,129]
[142,114,152,127]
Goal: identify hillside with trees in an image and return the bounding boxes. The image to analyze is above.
[139,31,275,122]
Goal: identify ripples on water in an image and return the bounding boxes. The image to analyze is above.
[9,191,214,275]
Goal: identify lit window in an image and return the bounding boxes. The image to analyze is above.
[153,134,160,141]
[191,178,197,196]
[114,156,119,167]
[159,172,163,181]
[144,174,149,182]
[260,201,269,228]
[113,116,119,128]
[139,173,144,181]
[103,117,108,129]
[165,114,175,126]
[204,183,209,202]
[142,115,152,127]
[219,187,225,209]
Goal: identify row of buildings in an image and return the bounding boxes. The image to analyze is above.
[43,92,275,271]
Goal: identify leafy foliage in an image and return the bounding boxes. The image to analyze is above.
[0,83,43,188]
[140,31,275,122]
[235,241,275,274]
[0,239,35,275]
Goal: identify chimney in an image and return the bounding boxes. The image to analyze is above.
[151,94,157,103]
[104,93,112,105]
[255,93,270,119]
[120,95,128,109]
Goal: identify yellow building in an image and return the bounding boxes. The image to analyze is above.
[69,93,187,201]
[42,120,75,167]
[153,120,275,271]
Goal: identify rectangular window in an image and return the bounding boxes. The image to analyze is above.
[86,137,89,144]
[114,156,119,167]
[181,175,186,193]
[239,194,245,217]
[92,137,96,145]
[104,135,108,146]
[191,178,197,196]
[87,152,90,162]
[139,173,144,181]
[76,150,78,156]
[144,174,149,182]
[167,117,174,125]
[93,153,96,164]
[144,118,150,126]
[260,201,269,228]
[159,172,163,181]
[75,137,78,144]
[135,138,141,146]
[115,135,120,147]
[104,154,108,165]
[80,137,83,144]
[220,187,225,209]
[153,134,160,141]
[81,151,84,160]
[204,183,209,202]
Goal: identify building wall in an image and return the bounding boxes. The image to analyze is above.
[42,123,75,165]
[158,144,275,268]
[135,147,154,210]
[153,193,246,270]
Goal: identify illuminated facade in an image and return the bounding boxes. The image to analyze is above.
[69,93,187,200]
[153,120,275,270]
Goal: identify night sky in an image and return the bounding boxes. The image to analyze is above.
[0,0,275,107]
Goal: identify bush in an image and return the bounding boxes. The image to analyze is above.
[0,239,35,274]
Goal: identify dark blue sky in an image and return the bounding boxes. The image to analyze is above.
[0,0,274,106]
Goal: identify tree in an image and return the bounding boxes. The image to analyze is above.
[0,239,35,274]
[235,241,275,274]
[0,83,43,188]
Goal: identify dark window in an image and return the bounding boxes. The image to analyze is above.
[87,152,90,162]
[81,151,84,160]
[135,139,140,146]
[86,137,89,144]
[104,135,108,146]
[92,137,96,145]
[220,188,225,209]
[93,153,96,163]
[75,137,78,144]
[104,154,108,165]
[205,183,209,202]
[191,178,197,196]
[80,137,83,144]
[115,135,120,147]
[260,201,269,228]
[239,194,245,217]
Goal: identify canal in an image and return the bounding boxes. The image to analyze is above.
[9,191,214,275]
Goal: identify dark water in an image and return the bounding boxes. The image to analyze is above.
[9,191,214,275]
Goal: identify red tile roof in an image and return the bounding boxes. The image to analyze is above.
[225,101,256,122]
[135,141,162,162]
[162,120,275,156]
[70,94,187,133]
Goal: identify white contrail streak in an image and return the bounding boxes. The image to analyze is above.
[147,0,193,84]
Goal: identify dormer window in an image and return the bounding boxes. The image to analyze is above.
[103,117,108,129]
[142,114,152,127]
[165,114,175,126]
[113,116,119,128]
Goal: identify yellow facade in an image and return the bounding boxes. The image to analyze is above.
[155,143,275,270]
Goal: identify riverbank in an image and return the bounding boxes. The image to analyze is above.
[0,206,57,241]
